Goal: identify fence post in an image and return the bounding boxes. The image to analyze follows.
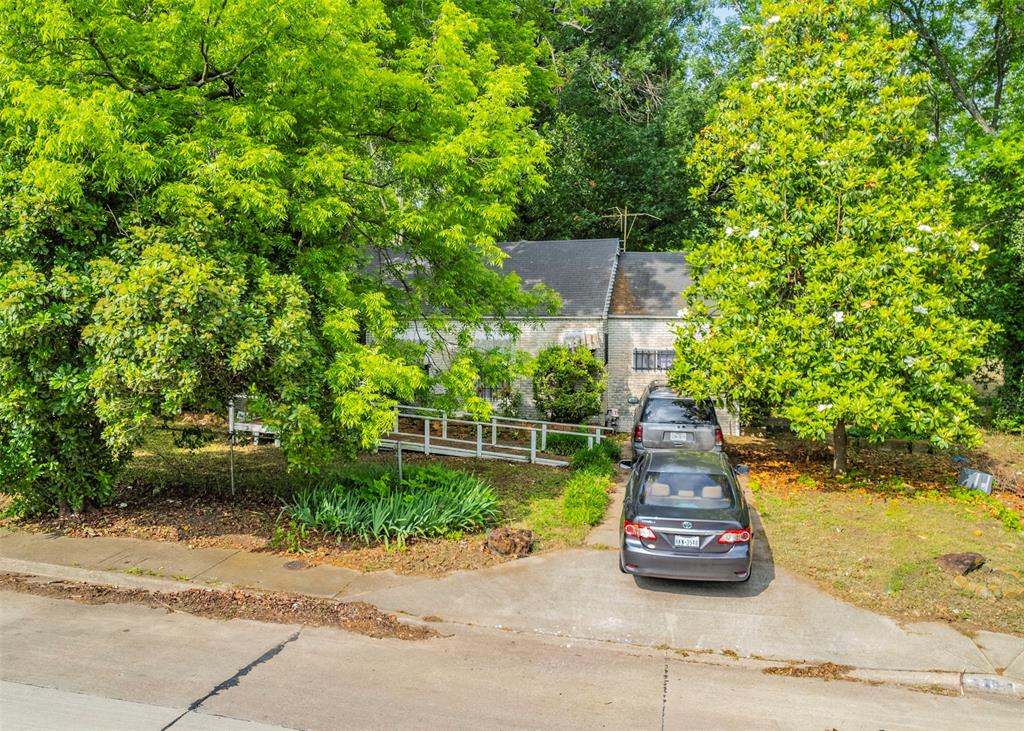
[491,418,497,446]
[530,429,537,464]
[476,423,483,457]
[587,433,594,449]
[393,407,399,433]
[424,417,431,456]
[442,412,448,440]
[541,423,547,451]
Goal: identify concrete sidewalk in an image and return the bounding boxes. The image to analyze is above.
[2,527,1023,697]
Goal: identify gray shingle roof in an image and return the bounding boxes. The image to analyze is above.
[609,251,692,316]
[497,239,620,317]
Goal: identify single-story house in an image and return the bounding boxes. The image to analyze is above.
[411,238,738,434]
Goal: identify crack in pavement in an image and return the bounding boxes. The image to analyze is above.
[159,629,302,730]
[660,654,669,731]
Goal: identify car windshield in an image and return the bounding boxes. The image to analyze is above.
[641,398,713,425]
[640,471,735,510]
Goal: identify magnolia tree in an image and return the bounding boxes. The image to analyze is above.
[0,0,555,514]
[670,0,992,473]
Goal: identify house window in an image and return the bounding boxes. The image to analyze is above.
[478,383,510,402]
[633,349,675,372]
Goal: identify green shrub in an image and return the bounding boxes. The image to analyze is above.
[544,430,590,455]
[562,471,611,527]
[532,345,606,423]
[570,445,615,477]
[285,465,500,546]
[595,437,622,461]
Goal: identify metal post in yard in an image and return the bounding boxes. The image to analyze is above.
[476,423,483,457]
[530,429,537,463]
[541,423,547,451]
[228,431,236,497]
[424,417,431,456]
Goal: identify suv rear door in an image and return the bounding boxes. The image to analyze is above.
[640,397,718,450]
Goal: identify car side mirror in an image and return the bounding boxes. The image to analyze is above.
[618,459,634,471]
[734,464,750,475]
[627,396,639,405]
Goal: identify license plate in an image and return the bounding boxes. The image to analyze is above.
[674,535,700,548]
[669,431,691,442]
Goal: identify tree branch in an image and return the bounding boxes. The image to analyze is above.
[893,1,995,135]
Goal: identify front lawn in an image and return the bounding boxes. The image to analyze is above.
[3,422,615,575]
[733,434,1024,637]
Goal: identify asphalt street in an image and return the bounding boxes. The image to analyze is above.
[2,589,1021,731]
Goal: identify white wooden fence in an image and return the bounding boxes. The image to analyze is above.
[378,405,607,467]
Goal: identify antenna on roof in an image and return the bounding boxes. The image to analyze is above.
[601,206,661,251]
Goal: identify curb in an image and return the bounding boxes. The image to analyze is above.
[3,555,1024,699]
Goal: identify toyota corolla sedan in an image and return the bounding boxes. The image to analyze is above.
[619,450,752,582]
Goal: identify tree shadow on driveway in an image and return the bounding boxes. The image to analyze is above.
[630,507,776,599]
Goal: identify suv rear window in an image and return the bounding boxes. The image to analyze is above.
[641,398,713,425]
[640,471,735,510]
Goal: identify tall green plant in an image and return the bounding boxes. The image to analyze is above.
[672,1,992,473]
[532,346,606,423]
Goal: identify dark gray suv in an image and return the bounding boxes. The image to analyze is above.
[628,383,722,455]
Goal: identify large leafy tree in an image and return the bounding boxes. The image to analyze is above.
[0,0,552,514]
[671,0,992,473]
[510,0,740,250]
[889,0,1024,429]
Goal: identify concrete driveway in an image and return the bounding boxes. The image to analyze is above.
[349,493,1023,678]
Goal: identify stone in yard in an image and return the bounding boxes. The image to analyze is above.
[486,528,534,558]
[937,552,986,575]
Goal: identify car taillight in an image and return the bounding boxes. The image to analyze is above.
[634,424,643,441]
[624,521,657,541]
[715,427,723,447]
[717,528,752,544]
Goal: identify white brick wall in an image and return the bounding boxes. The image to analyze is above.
[397,316,739,433]
[606,317,676,431]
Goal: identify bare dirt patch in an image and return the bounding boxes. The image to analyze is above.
[0,572,434,640]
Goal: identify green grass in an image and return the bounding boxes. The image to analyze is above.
[519,469,612,547]
[102,425,606,553]
[755,486,1024,635]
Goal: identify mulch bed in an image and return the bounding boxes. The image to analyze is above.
[0,572,435,641]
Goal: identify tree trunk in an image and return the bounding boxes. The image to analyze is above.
[832,419,848,475]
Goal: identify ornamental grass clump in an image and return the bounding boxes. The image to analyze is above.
[285,465,499,546]
[562,471,612,527]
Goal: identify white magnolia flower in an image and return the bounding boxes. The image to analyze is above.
[747,281,757,288]
[816,403,833,412]
[748,228,760,239]
[766,14,781,25]
[676,307,690,318]
[745,142,760,152]
[816,159,829,166]
[764,75,777,83]
[913,305,928,314]
[832,311,844,323]
[916,223,933,233]
[927,132,937,143]
[834,59,843,68]
[740,24,752,31]
[903,356,915,367]
[725,226,735,237]
[970,241,980,252]
[904,246,918,254]
[751,79,762,89]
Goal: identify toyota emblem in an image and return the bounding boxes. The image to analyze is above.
[682,521,693,529]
